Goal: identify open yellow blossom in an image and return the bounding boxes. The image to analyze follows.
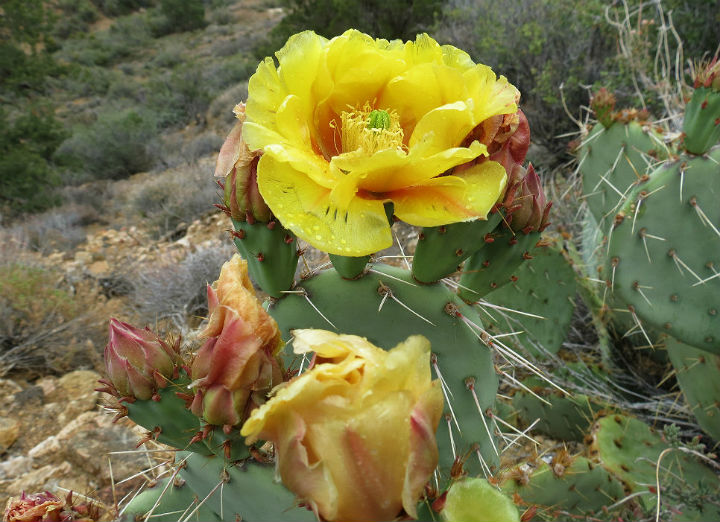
[243,30,520,256]
[241,329,444,522]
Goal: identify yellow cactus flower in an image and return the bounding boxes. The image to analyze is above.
[241,329,444,522]
[243,30,520,256]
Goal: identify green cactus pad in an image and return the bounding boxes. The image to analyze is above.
[458,231,539,302]
[231,218,299,298]
[267,264,500,475]
[412,213,503,284]
[123,476,222,521]
[682,86,720,156]
[579,121,665,227]
[605,146,720,353]
[328,253,370,279]
[126,375,212,456]
[590,415,720,516]
[501,456,624,518]
[512,375,608,442]
[665,335,720,441]
[177,451,316,521]
[442,478,520,522]
[482,242,577,357]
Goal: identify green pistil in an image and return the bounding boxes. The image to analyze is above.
[367,109,391,130]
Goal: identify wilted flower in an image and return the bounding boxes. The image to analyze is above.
[103,319,179,401]
[4,491,98,522]
[241,329,444,522]
[500,164,551,234]
[694,57,720,90]
[589,88,617,128]
[215,103,272,222]
[190,254,283,427]
[456,109,530,176]
[243,29,520,256]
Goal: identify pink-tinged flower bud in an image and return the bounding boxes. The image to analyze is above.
[241,330,444,522]
[190,254,283,427]
[501,164,551,233]
[216,103,272,222]
[104,319,179,400]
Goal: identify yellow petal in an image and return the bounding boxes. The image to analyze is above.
[292,329,382,364]
[256,154,392,255]
[408,101,477,153]
[392,161,507,226]
[330,140,486,194]
[380,64,467,138]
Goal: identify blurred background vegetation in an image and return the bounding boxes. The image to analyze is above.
[2,0,718,220]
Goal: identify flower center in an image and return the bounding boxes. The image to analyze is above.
[340,103,404,155]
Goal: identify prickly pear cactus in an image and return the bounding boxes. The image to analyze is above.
[481,240,578,357]
[511,374,609,442]
[665,335,720,441]
[578,117,666,227]
[605,146,720,353]
[500,454,625,519]
[590,415,720,518]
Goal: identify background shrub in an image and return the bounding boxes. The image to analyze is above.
[150,0,207,36]
[255,0,444,58]
[54,110,159,182]
[127,241,235,332]
[0,106,67,214]
[117,160,219,237]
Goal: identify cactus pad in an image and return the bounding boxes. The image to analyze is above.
[501,455,624,518]
[665,335,720,441]
[579,121,665,227]
[590,415,720,516]
[605,146,720,353]
[231,218,299,298]
[482,242,577,356]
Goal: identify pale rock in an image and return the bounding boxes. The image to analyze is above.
[0,417,20,452]
[88,260,110,276]
[0,379,23,399]
[0,456,31,481]
[35,376,58,399]
[53,370,101,405]
[74,251,93,264]
[28,435,61,460]
[7,461,91,496]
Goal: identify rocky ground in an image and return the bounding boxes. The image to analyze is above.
[0,210,233,517]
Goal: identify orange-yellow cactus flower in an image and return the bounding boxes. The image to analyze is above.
[243,29,520,256]
[190,254,284,427]
[241,329,444,522]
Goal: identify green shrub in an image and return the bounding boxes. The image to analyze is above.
[52,0,99,40]
[121,163,218,236]
[0,263,80,348]
[54,110,158,181]
[436,0,614,154]
[55,12,152,66]
[150,0,206,35]
[90,0,152,17]
[255,0,443,59]
[0,107,67,215]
